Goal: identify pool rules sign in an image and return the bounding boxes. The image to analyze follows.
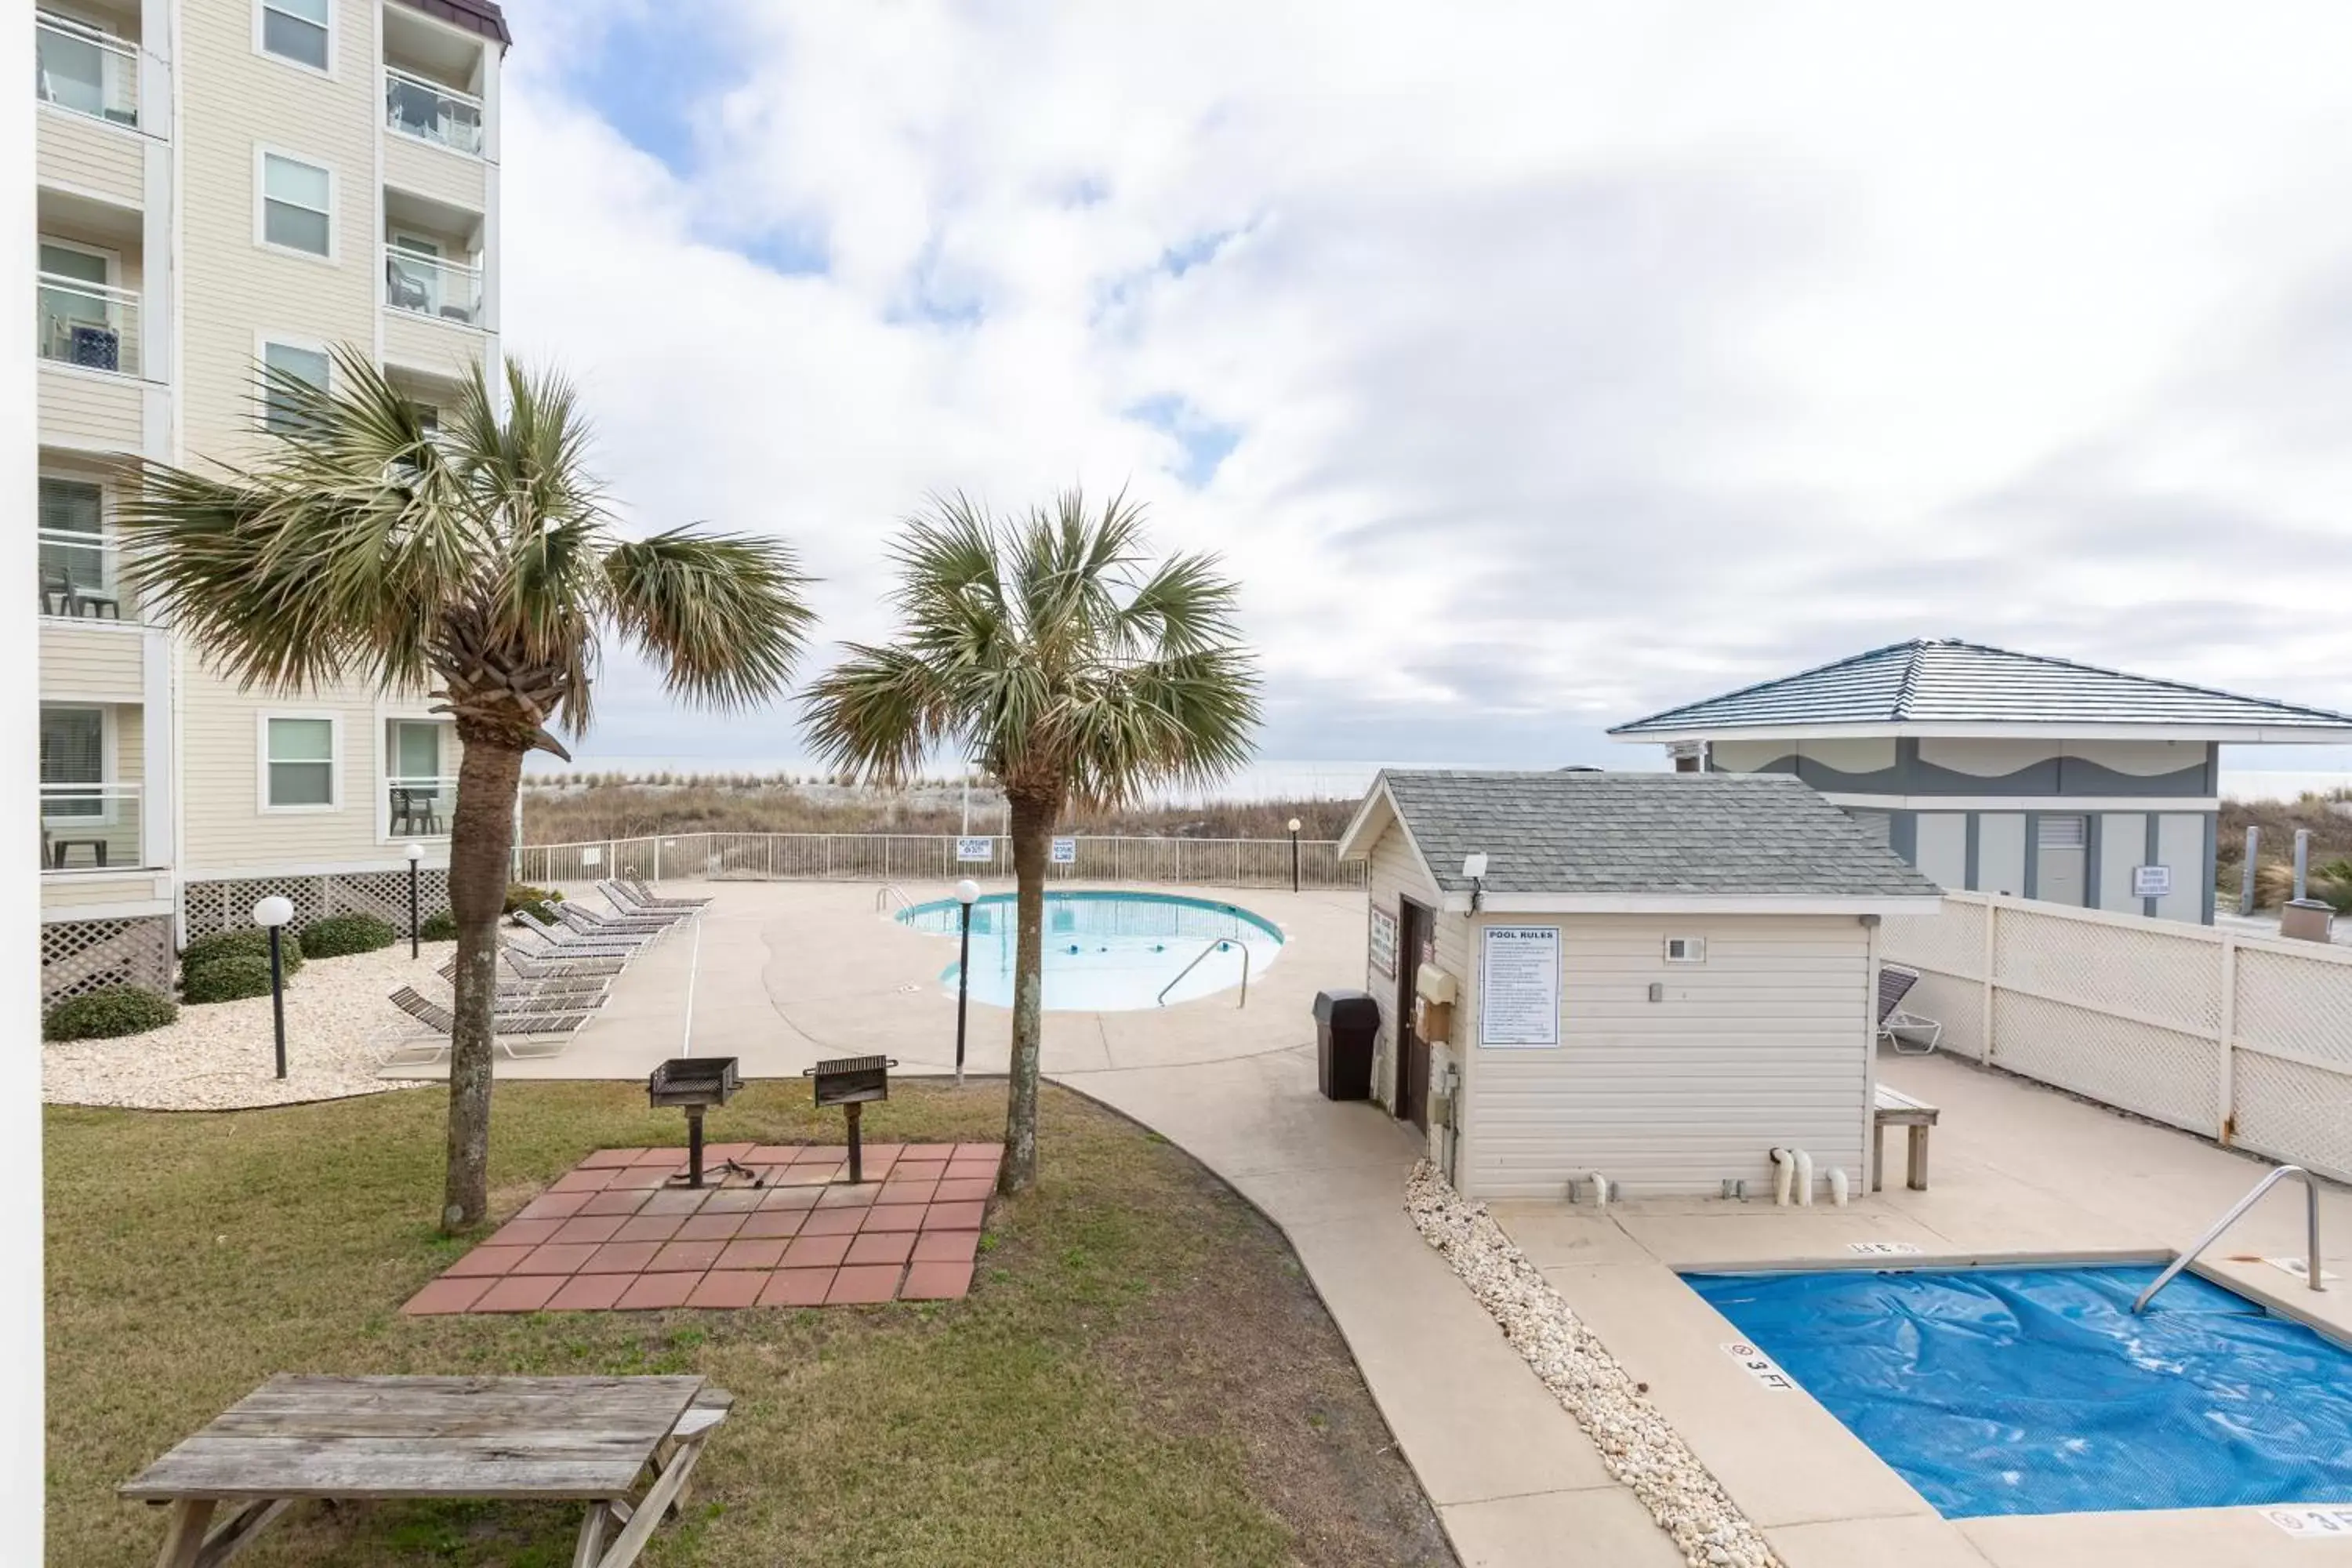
[1479,925,1560,1047]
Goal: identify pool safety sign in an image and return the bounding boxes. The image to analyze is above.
[1479,925,1560,1047]
[1051,837,1077,865]
[2267,1508,2352,1537]
[956,836,995,862]
[2133,864,2172,898]
[1721,1342,1798,1392]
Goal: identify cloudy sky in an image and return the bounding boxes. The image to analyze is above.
[496,1,2352,781]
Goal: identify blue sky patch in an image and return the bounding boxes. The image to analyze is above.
[1127,394,1241,488]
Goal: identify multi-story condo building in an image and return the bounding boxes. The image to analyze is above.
[36,0,510,1000]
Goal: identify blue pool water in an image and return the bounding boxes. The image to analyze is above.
[1688,1266,2352,1518]
[897,891,1283,1011]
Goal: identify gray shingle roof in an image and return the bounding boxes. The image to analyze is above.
[1377,770,1942,898]
[1608,638,2352,735]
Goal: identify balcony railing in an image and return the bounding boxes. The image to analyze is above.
[40,782,143,872]
[36,13,138,129]
[38,274,140,376]
[383,247,484,328]
[385,67,483,156]
[388,776,456,837]
[38,529,136,622]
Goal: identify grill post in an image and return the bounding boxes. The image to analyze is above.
[684,1105,706,1189]
[846,1102,864,1185]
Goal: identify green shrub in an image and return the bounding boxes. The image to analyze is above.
[180,927,304,981]
[296,912,397,957]
[503,884,564,924]
[180,953,278,1004]
[419,907,458,941]
[44,985,177,1041]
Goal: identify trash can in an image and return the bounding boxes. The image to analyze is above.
[1312,989,1380,1102]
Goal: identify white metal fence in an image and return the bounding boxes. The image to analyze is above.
[514,832,1361,892]
[1881,891,2352,1181]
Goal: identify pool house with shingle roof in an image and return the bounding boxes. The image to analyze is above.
[1609,639,2352,924]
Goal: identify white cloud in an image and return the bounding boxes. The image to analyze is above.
[495,0,2352,769]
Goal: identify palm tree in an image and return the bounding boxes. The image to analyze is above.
[803,489,1259,1192]
[119,349,815,1230]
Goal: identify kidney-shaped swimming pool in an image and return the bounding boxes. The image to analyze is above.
[898,890,1283,1011]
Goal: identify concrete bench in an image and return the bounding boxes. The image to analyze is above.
[1873,1083,1939,1192]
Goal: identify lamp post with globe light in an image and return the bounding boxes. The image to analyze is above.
[954,878,980,1087]
[405,841,425,960]
[1287,817,1302,894]
[252,895,294,1079]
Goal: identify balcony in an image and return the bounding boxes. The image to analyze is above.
[383,245,483,328]
[387,776,456,839]
[38,528,136,622]
[40,783,144,873]
[386,67,483,156]
[35,12,138,130]
[38,273,140,376]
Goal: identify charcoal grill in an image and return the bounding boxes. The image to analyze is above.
[648,1055,746,1189]
[802,1054,895,1183]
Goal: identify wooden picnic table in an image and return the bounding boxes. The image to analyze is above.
[120,1374,729,1568]
[1873,1083,1940,1192]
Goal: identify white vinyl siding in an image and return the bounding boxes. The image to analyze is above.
[1460,915,1871,1200]
[260,151,333,256]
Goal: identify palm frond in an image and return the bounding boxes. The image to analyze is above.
[602,531,815,710]
[801,644,956,786]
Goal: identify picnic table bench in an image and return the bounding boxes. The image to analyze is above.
[1873,1083,1939,1192]
[121,1374,731,1568]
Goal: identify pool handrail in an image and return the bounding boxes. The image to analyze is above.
[1157,938,1250,1008]
[874,884,914,916]
[2132,1163,2324,1314]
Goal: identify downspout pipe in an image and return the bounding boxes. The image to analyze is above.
[1769,1147,1795,1207]
[1793,1148,1815,1207]
[1573,1171,1610,1209]
[1828,1167,1849,1207]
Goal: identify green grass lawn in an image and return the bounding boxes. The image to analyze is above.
[47,1081,1452,1566]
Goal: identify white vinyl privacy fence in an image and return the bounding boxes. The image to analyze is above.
[514,833,1362,893]
[1881,891,2352,1182]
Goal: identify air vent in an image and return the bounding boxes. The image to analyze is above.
[2038,815,2086,849]
[1664,936,1706,964]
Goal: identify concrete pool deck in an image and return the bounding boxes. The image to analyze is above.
[390,880,2352,1568]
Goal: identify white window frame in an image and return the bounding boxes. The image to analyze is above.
[40,702,118,829]
[373,702,454,843]
[257,710,343,814]
[252,145,338,263]
[253,330,333,432]
[252,0,332,78]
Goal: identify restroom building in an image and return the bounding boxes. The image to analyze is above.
[1609,639,2352,924]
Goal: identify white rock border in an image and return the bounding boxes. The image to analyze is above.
[1405,1160,1781,1568]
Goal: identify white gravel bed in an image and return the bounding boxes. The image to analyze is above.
[1405,1161,1781,1568]
[43,941,462,1112]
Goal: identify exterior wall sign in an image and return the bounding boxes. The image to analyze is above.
[1721,1341,1798,1392]
[2132,864,2171,898]
[1368,904,1399,979]
[1050,837,1076,865]
[1479,924,1560,1047]
[580,847,601,866]
[955,836,995,862]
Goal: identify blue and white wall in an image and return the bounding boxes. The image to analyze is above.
[1707,737,2217,923]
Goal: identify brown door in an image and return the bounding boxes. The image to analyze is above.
[1394,898,1432,1131]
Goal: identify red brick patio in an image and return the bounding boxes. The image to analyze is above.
[404,1142,1000,1314]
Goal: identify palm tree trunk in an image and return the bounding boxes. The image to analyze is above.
[1000,789,1058,1194]
[441,735,523,1231]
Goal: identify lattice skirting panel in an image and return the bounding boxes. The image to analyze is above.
[1990,989,2220,1136]
[182,870,454,941]
[42,916,175,1004]
[2231,1050,2352,1183]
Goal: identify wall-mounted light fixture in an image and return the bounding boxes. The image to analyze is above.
[1463,851,1488,912]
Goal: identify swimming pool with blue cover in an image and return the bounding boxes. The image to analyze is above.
[898,890,1283,1011]
[1688,1265,2352,1519]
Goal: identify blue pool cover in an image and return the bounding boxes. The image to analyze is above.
[1687,1266,2352,1518]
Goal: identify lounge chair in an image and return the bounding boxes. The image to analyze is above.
[1878,965,1943,1055]
[388,984,594,1039]
[501,943,626,980]
[437,960,609,1004]
[515,909,645,953]
[597,880,698,920]
[554,903,672,938]
[619,877,710,909]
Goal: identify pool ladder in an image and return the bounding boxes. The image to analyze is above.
[874,884,914,916]
[1157,938,1250,1008]
[2132,1163,2325,1313]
